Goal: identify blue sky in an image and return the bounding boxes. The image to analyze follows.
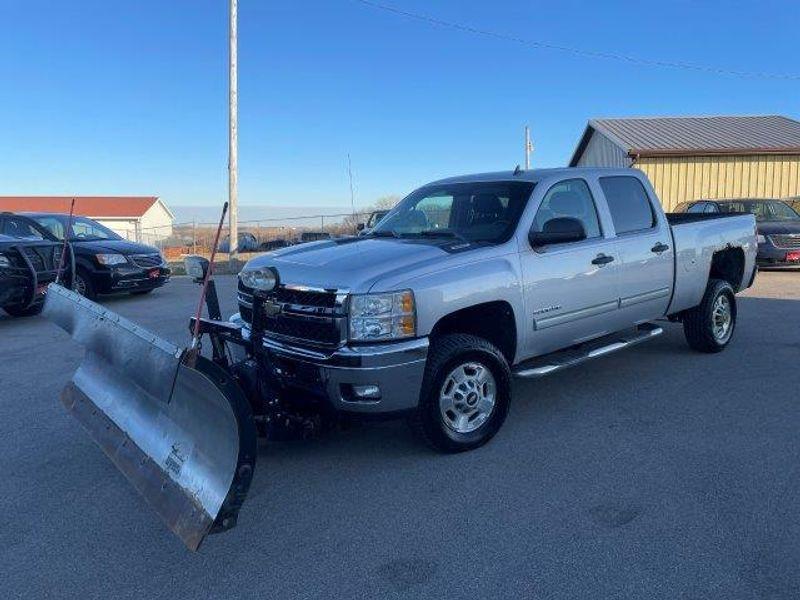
[1,0,798,213]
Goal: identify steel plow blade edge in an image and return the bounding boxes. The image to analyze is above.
[43,284,257,551]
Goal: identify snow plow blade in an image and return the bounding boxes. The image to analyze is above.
[43,284,257,551]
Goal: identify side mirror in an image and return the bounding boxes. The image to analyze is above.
[356,223,365,231]
[184,255,210,282]
[529,217,587,248]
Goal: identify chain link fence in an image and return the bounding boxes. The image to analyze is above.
[135,210,377,262]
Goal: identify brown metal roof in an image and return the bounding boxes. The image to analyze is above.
[0,196,159,218]
[570,115,800,165]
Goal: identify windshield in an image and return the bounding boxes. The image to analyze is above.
[718,200,800,221]
[372,181,535,244]
[33,215,123,241]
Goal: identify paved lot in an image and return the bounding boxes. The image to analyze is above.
[2,272,799,599]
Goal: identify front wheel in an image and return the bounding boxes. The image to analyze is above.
[410,334,511,453]
[682,278,737,353]
[73,270,97,301]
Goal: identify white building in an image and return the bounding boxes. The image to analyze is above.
[0,196,174,243]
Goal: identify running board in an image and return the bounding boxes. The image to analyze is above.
[513,323,663,379]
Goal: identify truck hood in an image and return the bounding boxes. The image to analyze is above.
[757,220,800,235]
[244,238,452,292]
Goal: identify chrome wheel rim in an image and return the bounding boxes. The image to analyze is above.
[712,294,732,342]
[439,361,496,434]
[74,275,87,297]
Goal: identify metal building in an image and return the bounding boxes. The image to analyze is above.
[569,115,800,211]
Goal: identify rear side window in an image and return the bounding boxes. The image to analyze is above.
[599,176,657,234]
[687,203,707,214]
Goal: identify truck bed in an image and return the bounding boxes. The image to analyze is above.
[667,212,757,315]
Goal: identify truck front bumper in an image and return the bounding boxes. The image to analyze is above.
[233,316,429,414]
[262,334,428,415]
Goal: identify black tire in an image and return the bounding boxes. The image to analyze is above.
[3,302,43,317]
[682,278,737,353]
[73,269,97,301]
[410,334,511,453]
[131,289,154,296]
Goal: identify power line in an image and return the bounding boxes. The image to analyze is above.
[353,0,800,81]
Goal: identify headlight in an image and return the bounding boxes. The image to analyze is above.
[349,290,415,341]
[756,234,766,244]
[95,253,127,266]
[239,266,278,291]
[0,253,10,268]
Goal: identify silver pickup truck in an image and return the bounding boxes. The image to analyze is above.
[232,168,757,448]
[45,167,757,549]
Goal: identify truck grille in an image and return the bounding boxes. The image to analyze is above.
[238,281,345,347]
[130,253,164,268]
[769,234,800,249]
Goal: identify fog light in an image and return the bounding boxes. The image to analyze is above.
[351,384,381,400]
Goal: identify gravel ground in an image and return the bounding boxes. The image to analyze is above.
[1,271,798,599]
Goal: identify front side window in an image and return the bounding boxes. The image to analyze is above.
[532,179,601,239]
[32,215,120,241]
[68,217,121,241]
[373,181,534,244]
[687,202,707,214]
[599,176,657,234]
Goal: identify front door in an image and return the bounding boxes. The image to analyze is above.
[519,178,623,359]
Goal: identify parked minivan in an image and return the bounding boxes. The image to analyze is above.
[23,212,170,299]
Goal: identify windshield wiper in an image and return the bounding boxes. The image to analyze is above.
[417,230,470,243]
[368,230,399,238]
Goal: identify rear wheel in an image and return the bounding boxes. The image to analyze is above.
[682,278,736,353]
[410,334,511,453]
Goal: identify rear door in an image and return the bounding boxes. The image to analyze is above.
[599,176,674,324]
[519,177,623,358]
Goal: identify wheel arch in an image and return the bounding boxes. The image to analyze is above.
[429,301,517,365]
[709,246,745,292]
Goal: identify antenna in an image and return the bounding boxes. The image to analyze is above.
[347,153,356,233]
[188,201,229,356]
[524,125,533,170]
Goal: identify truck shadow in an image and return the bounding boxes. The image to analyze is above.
[249,294,799,487]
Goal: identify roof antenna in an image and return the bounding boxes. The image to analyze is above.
[513,164,522,176]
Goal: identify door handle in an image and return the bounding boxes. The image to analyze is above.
[592,254,615,266]
[651,242,670,254]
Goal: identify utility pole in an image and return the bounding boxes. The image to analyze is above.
[228,0,239,262]
[524,125,533,170]
[347,153,356,233]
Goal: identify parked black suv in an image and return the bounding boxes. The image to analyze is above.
[0,215,72,317]
[21,212,170,300]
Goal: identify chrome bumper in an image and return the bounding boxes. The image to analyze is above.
[232,314,429,414]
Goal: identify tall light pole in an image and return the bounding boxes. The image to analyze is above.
[228,0,239,262]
